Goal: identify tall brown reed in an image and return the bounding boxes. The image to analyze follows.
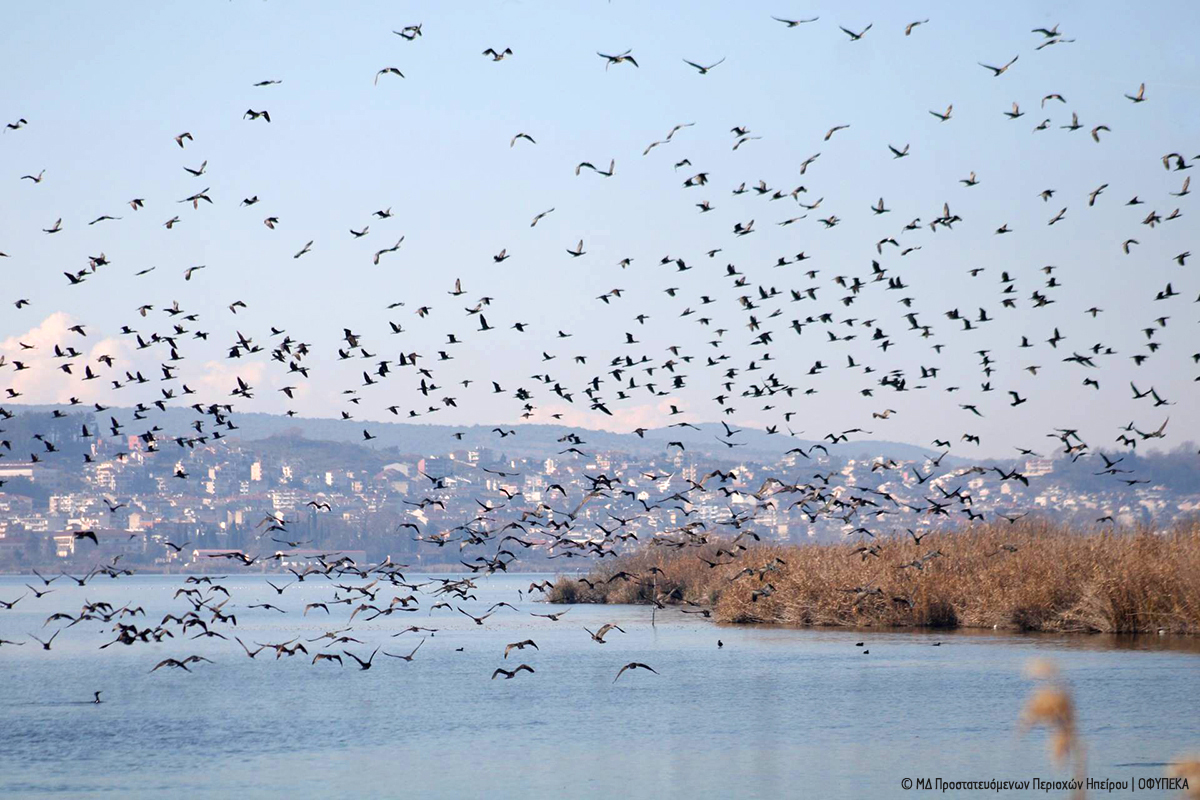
[548,521,1200,634]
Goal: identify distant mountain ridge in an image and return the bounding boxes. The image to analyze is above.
[7,403,957,464]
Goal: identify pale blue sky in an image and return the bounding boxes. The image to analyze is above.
[1,1,1197,456]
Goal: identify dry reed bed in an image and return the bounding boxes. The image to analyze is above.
[548,522,1200,634]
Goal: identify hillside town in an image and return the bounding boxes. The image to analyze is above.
[1,420,1195,574]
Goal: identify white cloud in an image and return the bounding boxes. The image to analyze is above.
[532,398,691,433]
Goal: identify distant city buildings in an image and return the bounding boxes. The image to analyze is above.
[0,430,1191,572]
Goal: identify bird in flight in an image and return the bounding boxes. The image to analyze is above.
[614,662,659,682]
[383,638,425,662]
[683,57,725,74]
[978,55,1018,76]
[839,24,872,41]
[491,665,535,680]
[374,238,404,265]
[375,67,405,84]
[772,16,818,27]
[598,49,638,69]
[504,639,538,658]
[585,623,625,643]
[343,647,381,670]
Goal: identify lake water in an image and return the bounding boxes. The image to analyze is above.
[0,572,1197,799]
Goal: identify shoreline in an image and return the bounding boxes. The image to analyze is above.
[0,563,573,575]
[0,563,577,577]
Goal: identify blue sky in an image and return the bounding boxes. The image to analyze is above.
[1,1,1197,456]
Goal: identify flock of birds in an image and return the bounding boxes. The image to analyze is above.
[0,12,1196,691]
[0,562,661,685]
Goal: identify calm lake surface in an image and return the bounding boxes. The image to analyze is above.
[1,573,1197,799]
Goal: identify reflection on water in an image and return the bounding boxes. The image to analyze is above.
[0,574,1197,799]
[733,622,1200,654]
